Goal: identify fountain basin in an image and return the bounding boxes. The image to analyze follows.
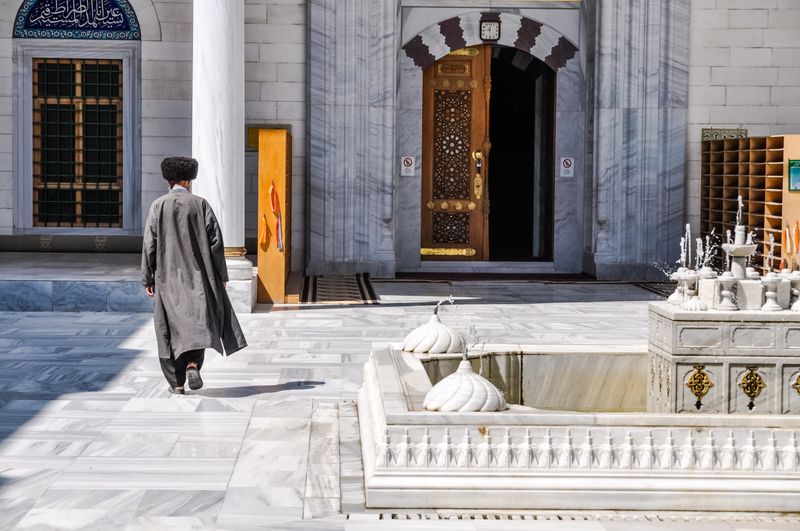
[359,345,800,511]
[649,302,800,414]
[721,243,758,257]
[419,346,646,412]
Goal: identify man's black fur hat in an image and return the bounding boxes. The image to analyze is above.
[161,156,198,181]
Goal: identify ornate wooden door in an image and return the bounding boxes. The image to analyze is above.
[421,46,491,260]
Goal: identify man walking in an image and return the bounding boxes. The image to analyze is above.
[142,156,248,394]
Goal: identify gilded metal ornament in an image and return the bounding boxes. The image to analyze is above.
[440,201,449,210]
[224,246,248,257]
[467,202,476,211]
[448,47,480,57]
[454,202,463,211]
[686,365,713,411]
[473,173,483,200]
[793,373,800,396]
[426,201,435,210]
[421,247,477,256]
[738,367,765,411]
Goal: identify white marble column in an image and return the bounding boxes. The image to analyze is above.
[191,0,254,310]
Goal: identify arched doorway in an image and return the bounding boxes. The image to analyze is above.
[421,44,555,261]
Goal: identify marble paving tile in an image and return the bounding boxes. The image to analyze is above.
[52,282,112,312]
[0,468,65,499]
[217,486,304,527]
[0,496,37,529]
[130,489,225,527]
[79,433,180,458]
[168,440,241,458]
[15,509,134,530]
[303,496,340,519]
[17,487,145,529]
[106,282,154,313]
[0,281,52,311]
[51,457,236,490]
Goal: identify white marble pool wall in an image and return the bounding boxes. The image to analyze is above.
[395,5,586,274]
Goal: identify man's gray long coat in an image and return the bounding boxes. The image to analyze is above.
[141,188,247,359]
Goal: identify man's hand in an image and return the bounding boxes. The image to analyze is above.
[145,285,155,298]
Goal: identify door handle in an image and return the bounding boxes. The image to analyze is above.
[472,150,484,200]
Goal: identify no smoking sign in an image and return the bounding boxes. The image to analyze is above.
[400,156,416,177]
[560,157,575,178]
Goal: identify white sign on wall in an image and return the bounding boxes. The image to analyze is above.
[559,157,575,177]
[400,156,416,177]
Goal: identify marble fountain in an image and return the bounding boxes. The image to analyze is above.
[358,200,800,511]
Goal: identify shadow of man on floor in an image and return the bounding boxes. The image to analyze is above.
[194,380,325,398]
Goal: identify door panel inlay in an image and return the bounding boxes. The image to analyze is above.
[433,90,471,200]
[433,212,469,244]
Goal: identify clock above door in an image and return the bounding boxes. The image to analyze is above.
[480,21,500,41]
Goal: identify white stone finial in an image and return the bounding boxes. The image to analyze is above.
[423,355,507,412]
[402,309,467,354]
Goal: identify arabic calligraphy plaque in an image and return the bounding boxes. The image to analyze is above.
[14,0,141,40]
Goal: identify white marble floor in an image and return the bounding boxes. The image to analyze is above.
[0,281,796,529]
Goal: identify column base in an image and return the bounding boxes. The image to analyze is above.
[225,257,256,313]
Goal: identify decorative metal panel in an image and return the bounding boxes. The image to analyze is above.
[433,90,471,199]
[14,0,141,40]
[32,58,123,227]
[432,212,469,244]
[701,128,747,141]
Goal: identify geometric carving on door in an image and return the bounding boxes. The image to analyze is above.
[432,212,469,244]
[433,90,471,199]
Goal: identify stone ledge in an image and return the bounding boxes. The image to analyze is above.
[0,280,153,312]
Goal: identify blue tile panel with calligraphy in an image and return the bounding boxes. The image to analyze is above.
[14,0,140,40]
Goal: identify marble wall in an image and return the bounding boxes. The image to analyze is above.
[591,0,689,280]
[307,0,399,276]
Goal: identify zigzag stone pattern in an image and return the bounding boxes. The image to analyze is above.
[402,12,577,71]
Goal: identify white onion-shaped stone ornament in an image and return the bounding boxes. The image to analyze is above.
[401,307,466,354]
[423,354,507,412]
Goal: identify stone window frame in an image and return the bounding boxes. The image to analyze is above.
[13,39,142,234]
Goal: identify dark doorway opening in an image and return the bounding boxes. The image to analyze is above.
[488,46,556,261]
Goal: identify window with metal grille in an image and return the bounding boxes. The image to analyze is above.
[32,58,123,227]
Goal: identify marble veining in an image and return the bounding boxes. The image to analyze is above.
[307,0,398,277]
[592,0,689,279]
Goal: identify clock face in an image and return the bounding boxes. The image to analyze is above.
[480,21,500,41]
